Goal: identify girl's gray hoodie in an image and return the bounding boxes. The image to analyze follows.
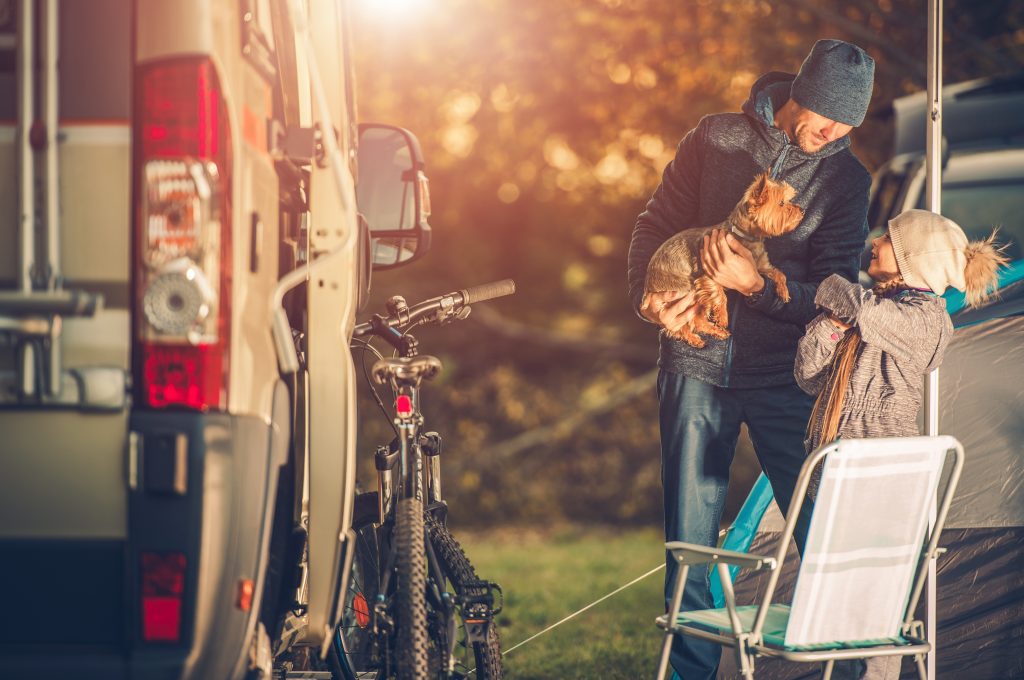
[628,72,871,388]
[795,274,954,452]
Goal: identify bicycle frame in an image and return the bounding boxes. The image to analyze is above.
[376,379,444,526]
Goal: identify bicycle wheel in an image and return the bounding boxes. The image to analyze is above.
[334,493,381,678]
[425,515,503,679]
[395,496,429,679]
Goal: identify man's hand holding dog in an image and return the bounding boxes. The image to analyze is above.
[642,290,699,336]
[701,230,765,296]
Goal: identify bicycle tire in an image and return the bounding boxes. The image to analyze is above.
[425,515,503,679]
[396,497,429,680]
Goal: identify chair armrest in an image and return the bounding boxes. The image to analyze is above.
[665,541,777,571]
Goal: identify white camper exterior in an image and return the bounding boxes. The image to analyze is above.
[0,1,430,678]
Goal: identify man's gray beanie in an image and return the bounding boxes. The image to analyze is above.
[791,39,875,127]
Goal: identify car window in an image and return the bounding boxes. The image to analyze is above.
[868,169,906,231]
[916,181,1024,260]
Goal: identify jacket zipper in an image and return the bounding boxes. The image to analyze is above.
[721,294,739,387]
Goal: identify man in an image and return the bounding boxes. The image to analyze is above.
[628,39,875,679]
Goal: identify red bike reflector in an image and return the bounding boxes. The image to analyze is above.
[236,578,254,612]
[140,552,186,642]
[395,394,413,416]
[142,342,225,411]
[353,592,370,628]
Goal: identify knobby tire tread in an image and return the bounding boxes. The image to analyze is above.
[425,515,503,679]
[396,497,428,680]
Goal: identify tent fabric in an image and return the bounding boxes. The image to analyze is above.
[931,314,1024,528]
[711,473,775,608]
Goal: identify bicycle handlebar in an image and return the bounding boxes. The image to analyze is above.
[460,279,516,305]
[353,279,516,339]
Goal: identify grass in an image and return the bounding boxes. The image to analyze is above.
[458,524,667,680]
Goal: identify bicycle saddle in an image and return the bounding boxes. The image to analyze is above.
[371,355,443,386]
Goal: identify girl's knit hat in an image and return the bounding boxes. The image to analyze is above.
[888,209,1008,308]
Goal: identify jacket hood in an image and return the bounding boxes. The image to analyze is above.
[741,71,852,159]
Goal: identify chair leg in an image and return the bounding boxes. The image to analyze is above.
[821,659,835,680]
[657,562,689,680]
[655,632,674,680]
[915,653,928,679]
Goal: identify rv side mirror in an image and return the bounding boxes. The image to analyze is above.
[357,124,432,269]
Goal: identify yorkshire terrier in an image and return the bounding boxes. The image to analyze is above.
[641,172,804,348]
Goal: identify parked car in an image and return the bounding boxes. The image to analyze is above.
[866,72,1024,311]
[0,1,430,678]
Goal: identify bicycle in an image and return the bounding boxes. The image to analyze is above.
[331,280,515,680]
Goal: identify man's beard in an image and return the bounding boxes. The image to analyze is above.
[794,126,828,153]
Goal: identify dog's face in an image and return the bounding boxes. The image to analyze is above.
[743,173,804,237]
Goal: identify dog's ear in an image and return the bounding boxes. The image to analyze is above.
[749,172,771,207]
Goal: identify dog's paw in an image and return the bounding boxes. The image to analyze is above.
[668,326,705,348]
[764,269,791,303]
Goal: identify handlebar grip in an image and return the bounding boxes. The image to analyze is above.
[460,279,516,306]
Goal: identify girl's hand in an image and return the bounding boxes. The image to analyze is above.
[827,314,852,332]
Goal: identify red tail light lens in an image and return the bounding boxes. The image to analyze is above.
[140,552,186,643]
[141,60,221,159]
[133,58,231,411]
[142,343,224,410]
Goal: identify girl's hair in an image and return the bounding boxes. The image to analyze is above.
[963,229,1010,309]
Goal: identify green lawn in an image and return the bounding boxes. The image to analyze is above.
[458,525,668,680]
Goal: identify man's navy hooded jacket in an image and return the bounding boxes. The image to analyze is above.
[627,72,871,389]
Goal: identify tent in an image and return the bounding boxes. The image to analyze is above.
[713,279,1024,678]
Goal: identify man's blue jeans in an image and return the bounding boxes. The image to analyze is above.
[658,370,815,680]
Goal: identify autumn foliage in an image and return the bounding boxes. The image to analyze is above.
[351,0,1024,527]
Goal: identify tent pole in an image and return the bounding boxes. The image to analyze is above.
[924,0,943,678]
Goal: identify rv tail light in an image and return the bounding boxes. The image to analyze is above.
[133,58,232,411]
[140,551,186,643]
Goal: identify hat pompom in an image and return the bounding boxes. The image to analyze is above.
[963,229,1010,309]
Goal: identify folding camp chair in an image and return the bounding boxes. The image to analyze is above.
[654,435,964,680]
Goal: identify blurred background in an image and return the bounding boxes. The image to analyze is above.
[349,0,1024,531]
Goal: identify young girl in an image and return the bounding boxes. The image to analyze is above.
[795,209,1007,680]
[796,208,1008,469]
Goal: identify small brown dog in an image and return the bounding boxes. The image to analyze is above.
[641,172,804,347]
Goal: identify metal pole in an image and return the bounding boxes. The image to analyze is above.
[16,0,35,293]
[42,0,62,397]
[924,0,943,678]
[42,0,60,292]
